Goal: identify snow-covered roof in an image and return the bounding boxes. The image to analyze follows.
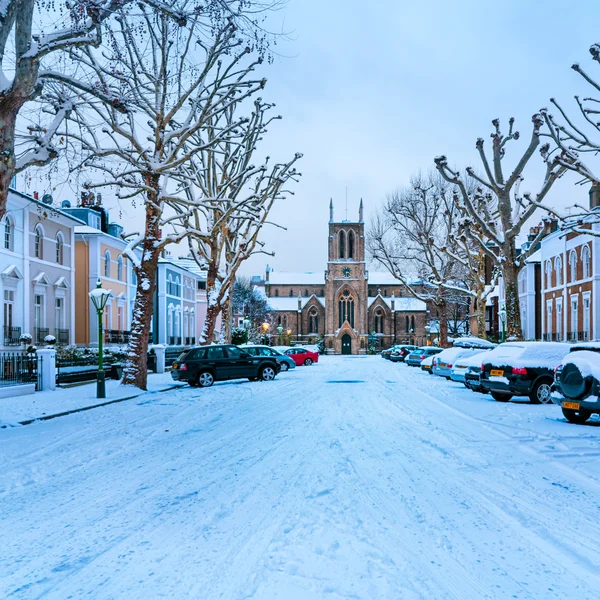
[74,225,104,235]
[267,296,325,311]
[526,249,541,264]
[367,296,426,311]
[368,271,421,286]
[268,271,324,285]
[171,256,207,280]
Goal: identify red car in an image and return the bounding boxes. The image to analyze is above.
[285,347,319,366]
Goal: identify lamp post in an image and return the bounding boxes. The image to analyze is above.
[277,325,283,345]
[499,305,507,343]
[424,324,431,346]
[242,316,250,343]
[261,322,270,345]
[89,279,112,399]
[409,327,414,346]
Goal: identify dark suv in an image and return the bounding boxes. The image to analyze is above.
[553,345,600,424]
[171,344,280,388]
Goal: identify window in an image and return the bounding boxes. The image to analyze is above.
[55,232,64,265]
[34,294,44,328]
[55,297,64,329]
[34,224,44,259]
[518,270,527,295]
[582,245,591,279]
[583,294,591,340]
[338,290,354,328]
[374,308,384,333]
[555,256,563,286]
[405,316,409,332]
[309,309,319,333]
[545,261,552,289]
[190,348,207,359]
[410,316,415,331]
[348,230,355,259]
[4,216,13,250]
[207,346,225,359]
[304,289,308,297]
[225,346,241,359]
[117,304,125,330]
[174,310,180,340]
[289,289,293,297]
[546,301,553,337]
[104,250,111,277]
[339,231,346,259]
[4,290,14,330]
[571,296,579,340]
[117,255,123,281]
[556,299,563,340]
[520,300,527,337]
[570,250,578,283]
[275,289,279,297]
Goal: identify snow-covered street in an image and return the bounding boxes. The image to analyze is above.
[2,356,600,599]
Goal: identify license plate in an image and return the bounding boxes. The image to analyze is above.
[423,364,430,369]
[438,363,446,368]
[490,369,504,377]
[563,402,580,410]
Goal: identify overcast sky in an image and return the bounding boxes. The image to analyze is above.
[27,0,600,278]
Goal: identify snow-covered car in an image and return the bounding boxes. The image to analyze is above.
[296,344,321,355]
[450,350,491,385]
[406,346,443,367]
[480,342,572,403]
[420,355,435,374]
[452,337,497,350]
[285,347,319,366]
[242,345,296,371]
[381,345,403,360]
[432,347,489,379]
[552,347,600,424]
[389,345,418,363]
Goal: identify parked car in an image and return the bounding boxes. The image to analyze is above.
[433,347,488,379]
[420,355,435,374]
[389,345,419,363]
[296,343,321,355]
[480,342,572,403]
[452,337,497,350]
[242,345,296,371]
[406,346,443,367]
[451,351,491,385]
[464,360,488,394]
[171,344,280,387]
[552,345,600,424]
[381,346,402,360]
[285,347,319,366]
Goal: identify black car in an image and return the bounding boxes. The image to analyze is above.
[464,365,487,394]
[480,342,571,404]
[552,345,600,424]
[389,345,418,363]
[170,344,280,388]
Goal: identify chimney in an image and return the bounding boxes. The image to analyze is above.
[590,183,600,209]
[96,193,102,205]
[265,264,270,283]
[297,293,302,312]
[33,191,39,200]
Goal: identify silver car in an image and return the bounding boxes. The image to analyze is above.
[433,347,488,379]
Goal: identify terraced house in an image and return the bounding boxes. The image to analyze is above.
[0,189,79,349]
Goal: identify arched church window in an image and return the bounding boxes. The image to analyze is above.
[309,309,319,333]
[275,289,279,297]
[348,230,355,259]
[338,290,355,328]
[410,316,415,331]
[339,231,346,259]
[405,316,409,332]
[375,308,384,334]
[289,289,293,297]
[304,289,308,296]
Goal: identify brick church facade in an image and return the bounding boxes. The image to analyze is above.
[263,201,430,354]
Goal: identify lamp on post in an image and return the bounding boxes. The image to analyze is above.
[242,316,250,343]
[89,279,112,399]
[424,324,431,346]
[261,322,270,345]
[499,305,507,343]
[409,327,414,345]
[277,325,283,345]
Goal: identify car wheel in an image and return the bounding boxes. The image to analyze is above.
[562,407,592,424]
[491,391,512,402]
[304,358,313,366]
[260,365,276,381]
[197,371,214,388]
[530,380,553,404]
[280,362,289,372]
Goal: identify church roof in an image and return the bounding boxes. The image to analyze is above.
[368,271,421,286]
[367,297,427,312]
[268,271,324,285]
[267,296,325,311]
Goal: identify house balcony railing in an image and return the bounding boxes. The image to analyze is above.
[168,336,182,346]
[3,326,21,346]
[542,333,560,342]
[56,328,69,345]
[105,330,130,344]
[34,327,49,345]
[567,331,590,342]
[184,337,196,346]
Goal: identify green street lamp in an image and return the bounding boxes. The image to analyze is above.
[89,279,112,399]
[261,322,270,345]
[499,305,507,344]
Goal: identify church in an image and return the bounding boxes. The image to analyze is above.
[262,200,430,354]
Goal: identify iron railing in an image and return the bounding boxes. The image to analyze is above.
[0,351,38,388]
[34,327,50,345]
[568,331,590,342]
[105,330,130,344]
[56,328,69,344]
[3,325,21,346]
[168,336,182,346]
[184,337,196,346]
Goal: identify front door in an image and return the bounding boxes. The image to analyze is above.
[342,334,352,355]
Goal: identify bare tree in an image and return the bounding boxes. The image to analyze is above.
[435,116,566,339]
[58,11,270,389]
[177,98,301,344]
[368,172,468,348]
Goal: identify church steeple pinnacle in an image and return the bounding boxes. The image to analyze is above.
[329,198,334,223]
[359,198,364,222]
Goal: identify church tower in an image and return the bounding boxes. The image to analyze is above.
[324,199,368,354]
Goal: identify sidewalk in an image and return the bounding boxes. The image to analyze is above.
[0,373,184,426]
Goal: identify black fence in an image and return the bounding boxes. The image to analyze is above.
[0,352,38,388]
[3,326,21,346]
[56,355,126,385]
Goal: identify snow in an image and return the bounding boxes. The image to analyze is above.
[562,350,600,381]
[268,271,324,285]
[268,297,325,311]
[452,336,496,349]
[454,350,491,369]
[434,346,483,366]
[367,296,427,311]
[2,357,600,598]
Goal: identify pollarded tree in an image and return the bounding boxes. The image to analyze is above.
[59,12,269,389]
[175,98,301,344]
[435,116,566,340]
[368,172,468,348]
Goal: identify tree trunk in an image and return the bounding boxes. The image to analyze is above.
[122,197,161,390]
[476,294,487,340]
[221,297,232,343]
[438,300,449,347]
[0,105,18,222]
[200,261,220,344]
[503,258,523,340]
